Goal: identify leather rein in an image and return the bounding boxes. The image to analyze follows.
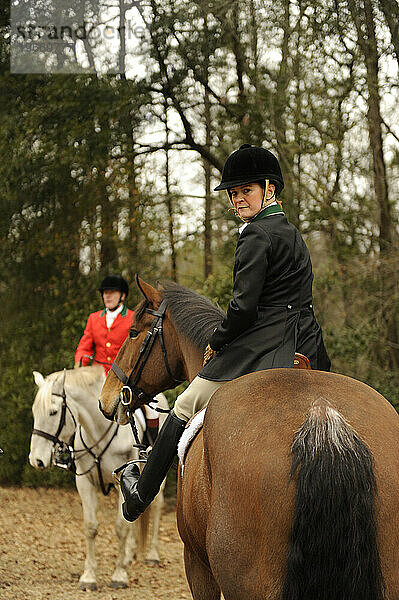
[32,370,118,496]
[110,298,181,446]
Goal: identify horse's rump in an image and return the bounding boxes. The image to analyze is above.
[191,369,399,600]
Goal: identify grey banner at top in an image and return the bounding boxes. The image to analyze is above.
[10,0,150,74]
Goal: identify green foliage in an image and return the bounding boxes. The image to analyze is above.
[313,250,399,408]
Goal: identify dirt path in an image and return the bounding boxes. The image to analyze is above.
[0,487,191,600]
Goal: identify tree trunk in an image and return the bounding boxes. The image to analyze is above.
[203,15,212,280]
[273,0,297,226]
[347,0,393,252]
[119,0,127,76]
[378,0,399,71]
[164,99,177,281]
[100,183,117,271]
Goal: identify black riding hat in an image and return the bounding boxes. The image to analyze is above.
[98,275,129,297]
[214,144,284,194]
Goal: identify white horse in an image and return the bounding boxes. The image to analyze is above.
[29,365,169,590]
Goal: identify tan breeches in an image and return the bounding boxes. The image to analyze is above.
[173,376,226,421]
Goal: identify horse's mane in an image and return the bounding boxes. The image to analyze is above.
[160,281,225,352]
[71,365,105,392]
[33,366,104,415]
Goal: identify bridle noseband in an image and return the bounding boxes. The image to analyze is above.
[111,298,182,416]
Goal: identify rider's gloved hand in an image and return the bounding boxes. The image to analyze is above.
[203,344,216,366]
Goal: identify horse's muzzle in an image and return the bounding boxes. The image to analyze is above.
[98,399,115,422]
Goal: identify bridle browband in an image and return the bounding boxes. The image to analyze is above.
[111,298,182,415]
[32,370,119,495]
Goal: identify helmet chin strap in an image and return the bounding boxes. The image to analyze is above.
[228,179,275,223]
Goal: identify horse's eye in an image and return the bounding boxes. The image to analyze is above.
[130,329,139,339]
[49,409,57,416]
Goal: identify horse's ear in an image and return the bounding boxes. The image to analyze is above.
[33,371,45,387]
[135,275,162,305]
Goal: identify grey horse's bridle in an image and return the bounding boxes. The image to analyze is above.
[32,371,118,494]
[32,370,77,472]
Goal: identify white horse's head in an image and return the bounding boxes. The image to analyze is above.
[29,370,77,470]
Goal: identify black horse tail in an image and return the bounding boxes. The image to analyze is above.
[283,398,384,600]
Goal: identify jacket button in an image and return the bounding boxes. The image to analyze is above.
[106,342,111,347]
[107,356,111,361]
[288,304,292,309]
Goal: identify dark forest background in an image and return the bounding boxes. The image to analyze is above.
[0,0,398,486]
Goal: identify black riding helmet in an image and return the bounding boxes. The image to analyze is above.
[98,275,129,297]
[214,144,284,195]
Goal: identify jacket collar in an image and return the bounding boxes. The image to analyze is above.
[100,304,128,317]
[251,203,284,222]
[239,202,284,234]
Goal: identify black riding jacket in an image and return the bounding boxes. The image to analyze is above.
[199,205,330,382]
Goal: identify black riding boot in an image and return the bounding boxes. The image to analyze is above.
[120,410,186,522]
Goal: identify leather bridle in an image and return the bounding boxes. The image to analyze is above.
[32,370,77,472]
[32,370,119,494]
[111,299,182,418]
[108,298,184,480]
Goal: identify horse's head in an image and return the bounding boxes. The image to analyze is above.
[29,370,76,470]
[99,276,184,425]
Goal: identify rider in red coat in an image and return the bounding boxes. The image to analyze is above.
[75,275,159,444]
[75,275,133,373]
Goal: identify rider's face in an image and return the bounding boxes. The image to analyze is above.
[230,183,263,219]
[229,182,275,220]
[102,289,125,310]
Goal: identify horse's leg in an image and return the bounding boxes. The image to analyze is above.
[184,546,221,600]
[110,489,132,588]
[75,475,98,591]
[143,484,164,564]
[123,519,138,567]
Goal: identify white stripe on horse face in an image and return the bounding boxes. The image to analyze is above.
[29,435,53,470]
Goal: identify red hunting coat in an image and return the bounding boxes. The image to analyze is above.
[75,305,134,374]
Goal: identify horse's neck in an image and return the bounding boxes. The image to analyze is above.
[178,336,204,383]
[66,376,109,443]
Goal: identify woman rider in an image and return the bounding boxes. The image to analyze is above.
[120,144,331,522]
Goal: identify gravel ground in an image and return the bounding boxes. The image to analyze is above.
[0,487,191,600]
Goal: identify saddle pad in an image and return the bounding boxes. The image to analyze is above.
[177,408,206,473]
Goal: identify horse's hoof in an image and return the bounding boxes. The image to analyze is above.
[144,558,160,566]
[109,581,128,589]
[79,582,97,591]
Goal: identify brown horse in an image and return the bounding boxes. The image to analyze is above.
[99,277,399,600]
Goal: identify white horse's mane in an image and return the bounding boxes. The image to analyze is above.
[33,366,104,415]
